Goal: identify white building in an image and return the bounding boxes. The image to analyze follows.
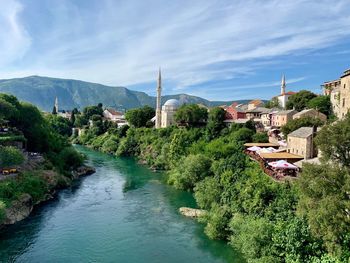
[277,75,295,109]
[161,99,180,128]
[154,69,181,128]
[103,108,125,122]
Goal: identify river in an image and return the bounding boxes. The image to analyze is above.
[0,146,243,263]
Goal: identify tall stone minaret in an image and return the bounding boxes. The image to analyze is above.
[155,68,162,128]
[55,97,59,113]
[281,74,286,95]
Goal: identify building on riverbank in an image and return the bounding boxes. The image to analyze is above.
[323,68,350,119]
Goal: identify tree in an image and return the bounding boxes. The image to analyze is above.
[265,97,280,109]
[125,106,155,128]
[281,116,325,136]
[297,163,350,255]
[167,154,212,191]
[17,102,51,152]
[286,90,317,111]
[174,104,208,127]
[252,132,269,143]
[315,114,350,168]
[0,146,24,167]
[307,95,331,117]
[46,115,72,137]
[0,98,19,123]
[206,107,226,140]
[83,105,103,119]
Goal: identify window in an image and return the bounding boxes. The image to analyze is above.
[344,84,346,89]
[343,98,346,107]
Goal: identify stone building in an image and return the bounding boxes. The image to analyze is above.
[287,127,318,159]
[293,109,327,122]
[323,68,350,119]
[271,110,297,127]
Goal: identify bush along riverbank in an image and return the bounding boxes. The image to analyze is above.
[0,93,95,228]
[73,105,350,263]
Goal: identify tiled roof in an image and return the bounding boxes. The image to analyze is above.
[246,107,270,113]
[288,127,318,138]
[275,110,297,115]
[281,91,296,96]
[106,108,123,116]
[248,99,263,106]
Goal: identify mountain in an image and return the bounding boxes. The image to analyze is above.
[0,76,253,111]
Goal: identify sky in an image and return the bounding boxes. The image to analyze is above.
[0,0,350,101]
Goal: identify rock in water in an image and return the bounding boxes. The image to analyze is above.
[4,194,33,225]
[179,207,206,218]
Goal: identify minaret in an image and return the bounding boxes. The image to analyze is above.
[281,74,286,95]
[55,97,59,113]
[155,68,162,128]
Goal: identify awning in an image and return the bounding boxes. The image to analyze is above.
[247,146,262,152]
[268,160,298,169]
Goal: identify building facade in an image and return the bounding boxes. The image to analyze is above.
[161,99,180,128]
[103,108,125,122]
[323,68,350,119]
[287,127,317,159]
[293,109,327,122]
[271,110,297,127]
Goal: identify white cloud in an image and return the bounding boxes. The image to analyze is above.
[1,0,350,99]
[0,0,31,67]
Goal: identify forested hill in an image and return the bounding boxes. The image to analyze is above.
[0,76,251,111]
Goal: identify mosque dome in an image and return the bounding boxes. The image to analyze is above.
[163,99,180,108]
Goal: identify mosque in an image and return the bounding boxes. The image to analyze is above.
[155,69,181,128]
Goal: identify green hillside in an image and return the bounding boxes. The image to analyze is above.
[0,76,251,111]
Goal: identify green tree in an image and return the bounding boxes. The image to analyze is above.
[0,146,24,167]
[83,105,103,119]
[46,115,72,137]
[315,114,350,168]
[174,104,208,127]
[281,116,324,136]
[0,98,19,123]
[167,154,212,191]
[307,95,331,117]
[252,132,269,143]
[286,90,317,111]
[125,106,155,128]
[265,97,280,109]
[206,107,226,140]
[297,163,350,255]
[17,102,50,152]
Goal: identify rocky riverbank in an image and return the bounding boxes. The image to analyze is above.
[0,165,95,229]
[179,207,206,218]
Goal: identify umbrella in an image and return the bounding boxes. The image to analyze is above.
[247,146,262,152]
[268,160,298,169]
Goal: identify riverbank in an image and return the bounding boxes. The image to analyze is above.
[0,164,95,229]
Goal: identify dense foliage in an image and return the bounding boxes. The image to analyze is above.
[307,95,332,117]
[174,104,208,127]
[75,103,349,262]
[125,105,155,128]
[0,146,24,168]
[0,93,85,225]
[281,116,325,136]
[286,90,317,111]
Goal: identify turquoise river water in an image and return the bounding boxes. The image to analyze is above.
[0,146,243,263]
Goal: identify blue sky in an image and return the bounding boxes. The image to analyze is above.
[0,0,350,101]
